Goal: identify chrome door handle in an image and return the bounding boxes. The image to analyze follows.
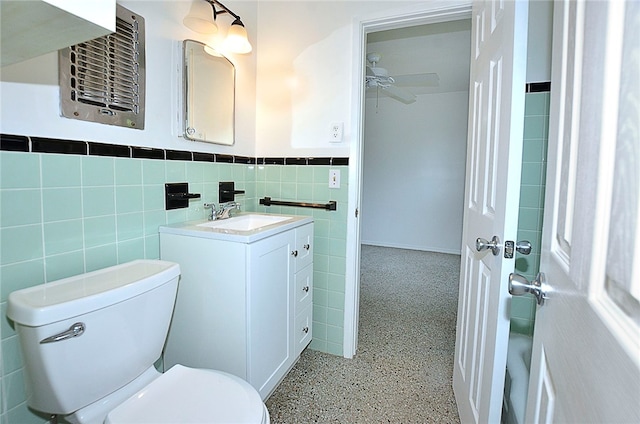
[509,272,548,305]
[476,236,500,256]
[40,322,85,344]
[516,240,532,255]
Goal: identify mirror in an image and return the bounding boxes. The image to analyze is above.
[183,40,235,145]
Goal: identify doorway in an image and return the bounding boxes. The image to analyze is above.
[361,20,471,254]
[343,2,473,358]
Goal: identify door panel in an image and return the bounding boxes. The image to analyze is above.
[453,0,528,422]
[526,1,640,422]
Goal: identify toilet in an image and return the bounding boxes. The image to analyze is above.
[7,259,269,424]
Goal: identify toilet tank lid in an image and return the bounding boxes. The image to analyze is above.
[7,260,180,327]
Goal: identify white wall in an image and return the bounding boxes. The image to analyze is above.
[0,0,258,157]
[1,0,553,157]
[254,1,418,158]
[1,1,427,159]
[527,0,553,83]
[361,91,468,254]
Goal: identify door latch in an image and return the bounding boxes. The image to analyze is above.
[504,240,532,258]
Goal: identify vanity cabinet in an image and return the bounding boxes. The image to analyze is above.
[160,220,313,400]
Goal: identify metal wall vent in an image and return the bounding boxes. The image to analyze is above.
[59,4,145,129]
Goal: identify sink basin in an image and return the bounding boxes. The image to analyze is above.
[196,214,292,231]
[160,213,311,243]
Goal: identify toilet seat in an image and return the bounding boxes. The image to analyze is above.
[105,365,269,424]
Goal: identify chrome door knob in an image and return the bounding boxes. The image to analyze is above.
[509,272,548,305]
[516,240,532,255]
[476,236,501,256]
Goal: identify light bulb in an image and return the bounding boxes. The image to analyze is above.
[223,20,252,54]
[183,1,218,34]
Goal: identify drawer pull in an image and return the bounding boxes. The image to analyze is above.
[302,286,310,292]
[302,326,309,334]
[291,250,298,257]
[303,244,310,250]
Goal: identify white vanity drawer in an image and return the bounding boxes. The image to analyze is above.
[294,304,312,354]
[295,264,313,311]
[294,224,313,272]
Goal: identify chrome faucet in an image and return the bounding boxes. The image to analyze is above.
[204,202,240,220]
[218,202,240,219]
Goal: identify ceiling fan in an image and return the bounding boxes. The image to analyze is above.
[365,52,439,104]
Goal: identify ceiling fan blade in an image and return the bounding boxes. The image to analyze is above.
[381,84,416,104]
[392,73,440,87]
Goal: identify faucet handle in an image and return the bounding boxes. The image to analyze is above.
[203,203,219,221]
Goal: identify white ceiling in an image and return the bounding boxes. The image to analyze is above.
[365,19,472,97]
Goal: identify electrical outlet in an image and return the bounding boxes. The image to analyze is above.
[329,169,341,188]
[330,122,343,142]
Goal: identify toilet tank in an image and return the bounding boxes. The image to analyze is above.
[7,260,180,415]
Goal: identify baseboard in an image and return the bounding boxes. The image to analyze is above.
[361,241,461,255]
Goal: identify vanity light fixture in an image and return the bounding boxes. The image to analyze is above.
[183,0,252,54]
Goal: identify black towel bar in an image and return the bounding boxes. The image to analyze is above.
[259,197,337,211]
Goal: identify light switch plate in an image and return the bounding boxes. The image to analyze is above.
[329,169,341,188]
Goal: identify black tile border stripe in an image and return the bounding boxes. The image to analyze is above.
[0,134,29,152]
[89,142,131,157]
[286,157,307,165]
[0,134,349,166]
[216,154,234,163]
[262,157,285,165]
[32,137,87,155]
[193,152,215,162]
[166,149,193,161]
[132,147,165,160]
[233,156,254,164]
[526,81,551,93]
[308,157,331,166]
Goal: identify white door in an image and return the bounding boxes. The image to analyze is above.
[453,0,529,421]
[524,1,640,421]
[453,0,528,422]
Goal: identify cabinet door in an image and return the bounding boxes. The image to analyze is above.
[247,230,294,398]
[295,223,314,272]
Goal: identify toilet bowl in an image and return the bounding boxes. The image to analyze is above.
[7,260,269,424]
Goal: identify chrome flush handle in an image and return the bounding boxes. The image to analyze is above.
[40,322,86,344]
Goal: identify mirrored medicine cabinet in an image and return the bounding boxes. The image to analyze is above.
[183,40,235,145]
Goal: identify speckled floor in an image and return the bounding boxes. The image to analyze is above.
[266,245,461,423]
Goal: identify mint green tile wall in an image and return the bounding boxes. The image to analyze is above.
[0,152,252,423]
[252,164,349,356]
[0,153,345,422]
[510,92,550,336]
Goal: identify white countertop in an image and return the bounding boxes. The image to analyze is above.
[159,213,313,243]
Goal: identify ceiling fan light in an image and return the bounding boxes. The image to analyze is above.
[183,0,218,34]
[224,19,252,54]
